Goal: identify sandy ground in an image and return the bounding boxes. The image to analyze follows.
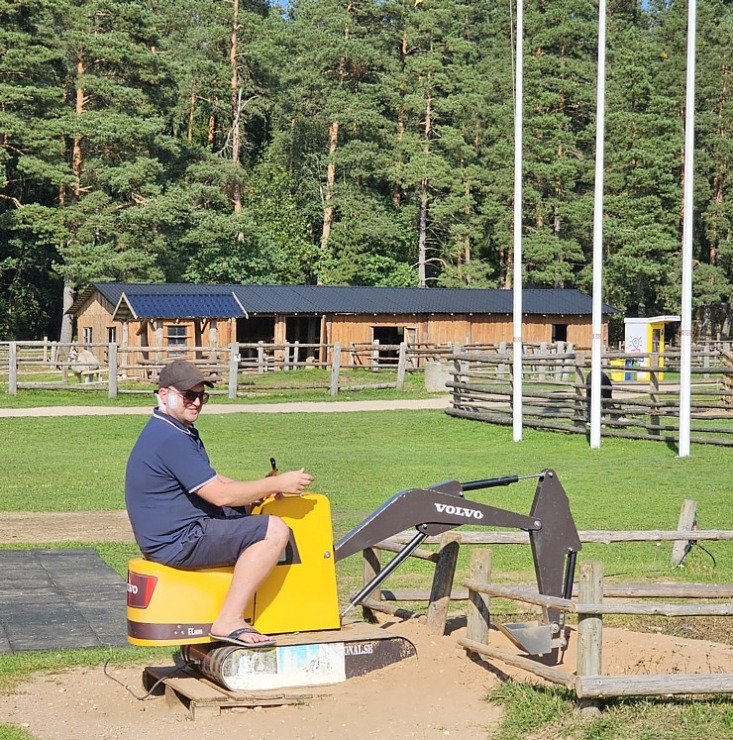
[3,614,733,740]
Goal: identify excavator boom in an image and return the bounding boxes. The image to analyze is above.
[335,469,581,659]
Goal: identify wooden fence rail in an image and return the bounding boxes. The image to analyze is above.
[6,340,733,448]
[360,526,733,608]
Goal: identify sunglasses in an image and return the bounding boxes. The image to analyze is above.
[172,388,210,405]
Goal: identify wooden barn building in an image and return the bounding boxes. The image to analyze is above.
[69,283,615,363]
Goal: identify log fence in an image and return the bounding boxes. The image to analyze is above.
[359,526,733,609]
[460,559,733,702]
[447,346,733,446]
[0,340,418,398]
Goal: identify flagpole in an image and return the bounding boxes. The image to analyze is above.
[590,0,608,449]
[512,0,524,442]
[679,0,697,458]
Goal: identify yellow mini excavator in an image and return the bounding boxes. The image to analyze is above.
[127,467,581,691]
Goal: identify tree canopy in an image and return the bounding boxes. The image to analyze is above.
[1,0,731,340]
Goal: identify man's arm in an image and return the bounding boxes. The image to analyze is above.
[195,469,314,508]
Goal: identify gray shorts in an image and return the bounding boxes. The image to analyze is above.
[170,512,270,569]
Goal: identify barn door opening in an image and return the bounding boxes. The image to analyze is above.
[372,326,402,364]
[286,316,322,363]
[236,316,275,359]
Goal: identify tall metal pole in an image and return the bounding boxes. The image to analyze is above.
[590,0,608,449]
[512,0,524,442]
[678,0,696,458]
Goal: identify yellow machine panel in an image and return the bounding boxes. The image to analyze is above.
[251,494,340,634]
[127,559,238,646]
[126,493,340,647]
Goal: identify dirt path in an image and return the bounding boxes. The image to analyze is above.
[0,511,133,544]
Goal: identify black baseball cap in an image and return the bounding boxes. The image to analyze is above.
[158,360,214,391]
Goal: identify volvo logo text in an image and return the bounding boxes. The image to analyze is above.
[434,503,484,520]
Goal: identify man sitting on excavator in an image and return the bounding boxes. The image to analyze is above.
[125,359,313,648]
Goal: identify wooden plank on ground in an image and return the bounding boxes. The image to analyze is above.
[144,666,315,720]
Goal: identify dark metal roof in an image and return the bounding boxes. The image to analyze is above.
[114,291,246,320]
[71,282,616,318]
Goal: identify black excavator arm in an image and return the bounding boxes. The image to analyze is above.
[335,469,581,658]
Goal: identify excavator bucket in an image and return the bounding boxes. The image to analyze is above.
[497,470,581,656]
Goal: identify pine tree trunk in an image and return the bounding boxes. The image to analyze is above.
[72,58,84,198]
[208,110,216,146]
[417,75,433,288]
[393,32,409,208]
[59,57,87,344]
[710,59,729,265]
[464,175,471,284]
[59,280,75,346]
[230,0,242,216]
[319,120,339,282]
[553,203,563,288]
[418,182,428,287]
[188,87,196,142]
[503,246,512,289]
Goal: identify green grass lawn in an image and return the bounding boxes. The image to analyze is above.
[1,408,731,737]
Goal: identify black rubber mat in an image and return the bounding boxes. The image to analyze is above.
[0,548,129,653]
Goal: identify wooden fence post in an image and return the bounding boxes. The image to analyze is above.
[451,348,462,407]
[564,343,574,381]
[555,341,565,383]
[8,342,17,395]
[537,342,544,383]
[649,352,660,436]
[397,342,406,391]
[107,343,118,398]
[576,560,604,715]
[466,548,492,646]
[228,342,239,399]
[257,342,265,374]
[498,341,507,379]
[574,353,586,427]
[361,547,381,623]
[426,533,461,635]
[330,343,341,396]
[371,340,379,369]
[671,499,698,567]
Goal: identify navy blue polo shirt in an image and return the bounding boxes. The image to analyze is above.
[125,409,220,564]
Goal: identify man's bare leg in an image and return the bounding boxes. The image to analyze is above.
[210,517,289,643]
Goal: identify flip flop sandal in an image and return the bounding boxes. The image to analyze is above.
[208,627,277,648]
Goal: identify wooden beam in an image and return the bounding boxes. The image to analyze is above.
[382,529,733,546]
[574,602,733,616]
[466,549,491,645]
[577,673,733,699]
[462,580,576,612]
[457,638,575,688]
[426,533,460,636]
[671,499,698,567]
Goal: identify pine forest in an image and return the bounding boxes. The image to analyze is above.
[1,0,732,341]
